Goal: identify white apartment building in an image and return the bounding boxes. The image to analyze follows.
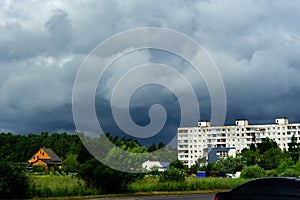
[178,118,300,168]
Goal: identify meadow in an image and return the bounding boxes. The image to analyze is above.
[28,175,101,198]
[128,176,249,193]
[28,174,249,198]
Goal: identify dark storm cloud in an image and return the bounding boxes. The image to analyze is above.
[1,0,300,139]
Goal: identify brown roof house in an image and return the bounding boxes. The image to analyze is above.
[29,147,62,170]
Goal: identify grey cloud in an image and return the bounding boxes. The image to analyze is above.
[45,9,72,53]
[1,0,300,139]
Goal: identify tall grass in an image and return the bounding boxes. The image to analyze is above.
[127,176,249,193]
[28,175,250,197]
[28,175,101,198]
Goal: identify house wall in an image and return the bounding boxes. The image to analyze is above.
[32,159,47,167]
[29,149,51,163]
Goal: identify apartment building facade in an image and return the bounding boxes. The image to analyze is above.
[178,118,300,168]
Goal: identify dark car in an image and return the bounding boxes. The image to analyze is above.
[214,177,300,200]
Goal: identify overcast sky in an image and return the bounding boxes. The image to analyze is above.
[1,0,300,144]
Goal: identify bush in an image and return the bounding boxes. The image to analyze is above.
[265,169,278,177]
[280,168,299,177]
[32,165,47,174]
[0,162,29,199]
[159,168,185,182]
[240,165,265,178]
[294,159,300,173]
[78,158,140,194]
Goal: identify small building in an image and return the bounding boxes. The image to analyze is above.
[142,160,170,172]
[29,147,62,169]
[199,147,236,166]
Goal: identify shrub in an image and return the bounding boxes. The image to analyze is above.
[32,165,47,174]
[159,168,185,182]
[0,162,29,199]
[294,159,300,173]
[265,169,278,177]
[240,165,265,178]
[78,158,140,193]
[280,168,299,177]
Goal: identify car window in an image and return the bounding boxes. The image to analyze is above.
[278,179,300,196]
[230,178,300,197]
[231,179,277,195]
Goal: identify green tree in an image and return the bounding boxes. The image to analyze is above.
[277,155,294,174]
[259,148,284,170]
[216,156,245,174]
[147,142,157,152]
[159,168,185,182]
[170,159,186,170]
[158,141,166,149]
[241,148,260,166]
[240,165,265,178]
[63,154,80,173]
[256,137,278,153]
[0,162,29,199]
[288,134,300,163]
[78,158,139,193]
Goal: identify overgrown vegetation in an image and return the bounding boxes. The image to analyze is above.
[128,177,249,192]
[0,162,29,199]
[240,165,265,178]
[159,168,185,182]
[78,158,142,193]
[28,175,101,198]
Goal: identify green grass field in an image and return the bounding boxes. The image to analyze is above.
[127,176,249,193]
[28,175,249,198]
[28,175,101,198]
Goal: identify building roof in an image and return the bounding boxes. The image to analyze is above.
[40,158,62,165]
[159,162,170,167]
[42,148,62,162]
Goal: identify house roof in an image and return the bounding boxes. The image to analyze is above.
[42,148,62,162]
[159,162,170,167]
[40,159,62,165]
[143,160,170,168]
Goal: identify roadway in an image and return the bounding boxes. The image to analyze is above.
[90,193,214,200]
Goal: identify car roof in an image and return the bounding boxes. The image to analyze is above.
[230,177,300,196]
